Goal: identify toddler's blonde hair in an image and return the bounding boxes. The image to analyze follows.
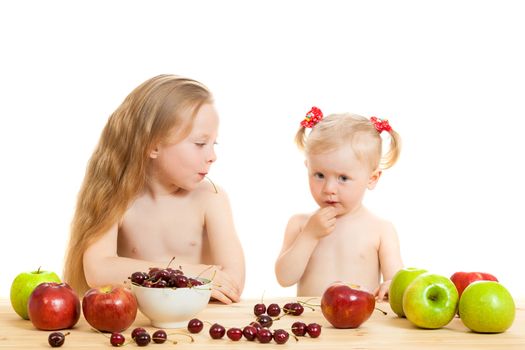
[295,113,401,170]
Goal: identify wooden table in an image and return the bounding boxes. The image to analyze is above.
[1,297,524,349]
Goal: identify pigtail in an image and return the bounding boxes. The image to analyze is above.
[381,129,401,169]
[295,126,307,151]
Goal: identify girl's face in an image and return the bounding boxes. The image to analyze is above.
[306,144,381,217]
[150,103,219,193]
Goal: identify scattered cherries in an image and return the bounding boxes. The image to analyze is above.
[187,318,204,333]
[110,332,125,347]
[48,332,69,348]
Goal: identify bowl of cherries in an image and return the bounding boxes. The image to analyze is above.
[129,265,211,328]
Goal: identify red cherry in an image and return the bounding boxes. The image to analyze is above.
[209,323,226,339]
[256,314,273,328]
[291,321,307,336]
[254,303,266,316]
[226,327,243,341]
[187,318,204,333]
[306,323,322,338]
[131,327,146,339]
[267,303,281,317]
[273,329,290,344]
[242,325,257,341]
[152,330,167,344]
[110,333,125,347]
[256,328,273,343]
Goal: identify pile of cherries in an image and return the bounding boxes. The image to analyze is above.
[129,267,204,289]
[186,300,322,345]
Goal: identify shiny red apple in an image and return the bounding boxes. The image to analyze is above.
[28,282,81,330]
[450,272,498,298]
[321,282,375,328]
[82,285,137,332]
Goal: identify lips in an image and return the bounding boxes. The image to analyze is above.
[325,201,339,205]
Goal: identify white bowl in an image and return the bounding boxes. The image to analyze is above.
[131,279,211,328]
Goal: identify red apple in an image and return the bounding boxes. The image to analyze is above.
[82,285,137,332]
[321,282,375,328]
[28,282,81,330]
[450,272,498,298]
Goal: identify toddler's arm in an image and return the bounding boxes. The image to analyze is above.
[275,207,336,287]
[374,222,403,300]
[203,188,245,304]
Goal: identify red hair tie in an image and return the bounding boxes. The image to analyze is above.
[300,106,323,128]
[370,116,392,134]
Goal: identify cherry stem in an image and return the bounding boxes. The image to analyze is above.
[168,333,194,343]
[298,300,318,310]
[63,332,71,337]
[291,334,299,342]
[260,290,266,304]
[196,265,214,279]
[166,256,176,269]
[375,307,387,315]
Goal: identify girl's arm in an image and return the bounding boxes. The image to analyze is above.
[204,187,246,303]
[375,223,403,300]
[83,224,218,291]
[275,207,336,287]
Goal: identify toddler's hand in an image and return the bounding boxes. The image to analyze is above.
[303,207,337,239]
[374,280,391,302]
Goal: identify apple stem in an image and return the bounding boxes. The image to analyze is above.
[37,266,42,274]
[375,307,387,315]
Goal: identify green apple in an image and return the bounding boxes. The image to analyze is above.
[388,267,427,317]
[459,281,515,333]
[402,273,458,329]
[10,267,61,319]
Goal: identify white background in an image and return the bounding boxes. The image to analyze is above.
[1,1,524,300]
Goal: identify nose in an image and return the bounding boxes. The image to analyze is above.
[207,147,217,164]
[322,178,337,195]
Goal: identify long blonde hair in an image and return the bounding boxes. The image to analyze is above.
[295,113,401,170]
[64,74,213,294]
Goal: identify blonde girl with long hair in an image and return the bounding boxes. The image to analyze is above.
[64,74,245,304]
[275,107,403,299]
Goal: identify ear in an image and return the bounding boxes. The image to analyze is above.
[149,146,159,159]
[367,168,382,190]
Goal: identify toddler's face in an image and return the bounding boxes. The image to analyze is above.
[151,103,219,192]
[306,145,379,217]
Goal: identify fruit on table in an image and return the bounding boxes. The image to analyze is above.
[402,273,458,329]
[459,280,515,333]
[28,282,80,330]
[321,282,375,328]
[10,267,61,320]
[82,285,137,332]
[450,271,498,298]
[389,267,428,317]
